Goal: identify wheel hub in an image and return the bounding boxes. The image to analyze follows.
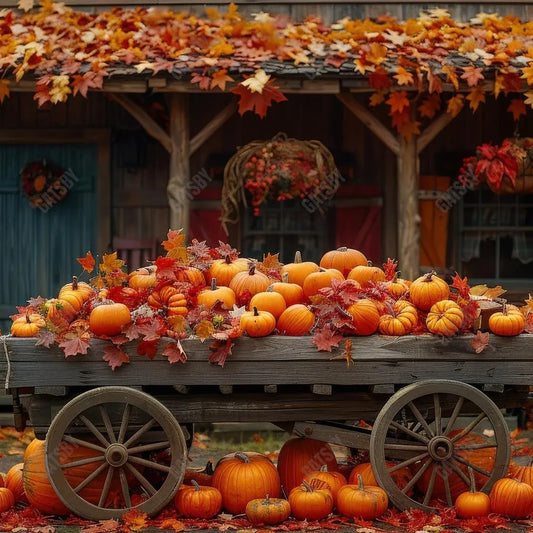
[105,443,128,467]
[427,436,453,461]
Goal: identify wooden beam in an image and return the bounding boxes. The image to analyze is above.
[168,93,191,234]
[417,112,455,154]
[190,100,237,156]
[397,136,420,280]
[337,93,400,156]
[110,93,172,153]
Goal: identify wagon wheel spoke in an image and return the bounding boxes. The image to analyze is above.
[99,405,116,444]
[452,454,491,478]
[448,460,471,488]
[123,419,157,448]
[407,401,434,438]
[127,441,170,455]
[434,394,442,435]
[444,397,464,435]
[455,443,496,451]
[63,435,107,453]
[119,468,131,508]
[78,414,111,447]
[128,455,171,473]
[98,466,116,508]
[450,413,487,443]
[422,463,439,506]
[390,420,429,443]
[125,462,157,496]
[384,443,428,453]
[61,456,106,469]
[404,457,432,495]
[388,452,429,473]
[118,403,131,444]
[442,469,453,507]
[73,462,108,493]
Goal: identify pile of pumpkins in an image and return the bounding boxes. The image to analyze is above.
[0,436,532,522]
[10,245,527,340]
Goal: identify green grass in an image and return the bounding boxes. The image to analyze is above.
[204,430,290,454]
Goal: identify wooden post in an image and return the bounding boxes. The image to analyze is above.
[168,93,190,234]
[397,137,420,280]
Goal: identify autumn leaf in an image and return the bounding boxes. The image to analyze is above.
[80,519,120,533]
[162,229,187,261]
[441,64,459,90]
[368,67,392,90]
[471,330,490,354]
[18,0,34,12]
[394,66,414,86]
[100,252,125,273]
[470,284,507,299]
[240,68,271,93]
[508,98,526,121]
[158,519,186,532]
[447,94,464,117]
[195,319,215,340]
[167,315,188,336]
[397,119,421,141]
[313,328,343,352]
[450,272,471,299]
[418,94,441,119]
[461,66,484,87]
[257,252,282,276]
[208,338,233,366]
[466,86,485,112]
[190,70,211,90]
[137,339,159,359]
[35,328,56,348]
[0,80,9,104]
[77,251,95,274]
[153,256,177,281]
[369,91,386,106]
[525,91,533,109]
[121,509,148,531]
[521,64,533,86]
[387,91,410,114]
[232,78,287,119]
[103,345,129,370]
[162,340,187,364]
[329,339,354,367]
[58,331,91,357]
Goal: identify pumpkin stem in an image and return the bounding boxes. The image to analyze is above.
[25,314,31,323]
[337,246,347,252]
[357,473,365,490]
[191,479,201,491]
[248,263,256,276]
[294,251,302,264]
[205,459,214,475]
[467,466,477,493]
[235,451,251,463]
[253,306,259,317]
[282,272,289,283]
[211,278,218,291]
[301,480,314,492]
[224,255,231,264]
[266,285,274,292]
[422,271,436,282]
[320,464,328,472]
[72,275,79,290]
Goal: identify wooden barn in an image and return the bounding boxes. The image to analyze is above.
[0,0,532,331]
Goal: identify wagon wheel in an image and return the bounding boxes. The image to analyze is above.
[45,386,187,520]
[370,380,510,512]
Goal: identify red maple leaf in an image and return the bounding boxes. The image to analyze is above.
[154,256,178,281]
[312,328,343,352]
[58,332,91,357]
[208,338,233,367]
[77,251,95,274]
[162,340,187,364]
[124,318,162,341]
[34,328,56,348]
[382,258,398,281]
[231,80,287,119]
[214,241,240,260]
[450,272,470,299]
[107,286,141,310]
[368,67,392,90]
[190,70,211,90]
[137,339,159,359]
[471,330,490,353]
[187,239,212,264]
[102,345,129,370]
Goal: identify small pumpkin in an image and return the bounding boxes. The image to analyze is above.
[10,313,46,337]
[489,477,533,519]
[409,272,450,311]
[303,268,345,299]
[348,461,413,496]
[208,255,249,287]
[0,487,15,513]
[128,265,157,289]
[455,467,491,518]
[346,299,380,336]
[212,452,281,514]
[249,287,287,320]
[509,457,533,489]
[245,494,291,525]
[426,299,464,336]
[276,304,315,336]
[288,480,333,521]
[229,263,271,299]
[89,302,131,337]
[378,300,418,336]
[488,304,525,336]
[280,251,319,287]
[4,463,26,503]
[336,474,389,520]
[241,307,276,337]
[175,480,222,519]
[385,275,409,299]
[270,272,305,307]
[319,247,368,277]
[198,279,236,310]
[175,266,206,287]
[45,298,77,323]
[58,276,95,311]
[303,465,347,504]
[148,286,188,316]
[347,263,386,287]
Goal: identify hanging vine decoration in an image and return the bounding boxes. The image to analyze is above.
[221,134,339,232]
[21,159,67,209]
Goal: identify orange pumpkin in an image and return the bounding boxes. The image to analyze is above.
[276,304,315,336]
[348,461,413,496]
[10,313,46,337]
[58,276,95,311]
[229,263,271,299]
[509,457,533,489]
[303,268,345,299]
[426,299,464,336]
[288,480,333,521]
[198,279,236,310]
[89,302,131,336]
[270,272,305,307]
[319,247,368,277]
[208,256,249,287]
[240,307,276,337]
[280,251,319,287]
[455,467,491,518]
[128,265,157,289]
[0,487,15,513]
[175,480,222,518]
[45,298,78,323]
[347,264,386,287]
[277,437,338,495]
[336,474,389,520]
[346,299,380,336]
[4,463,26,503]
[489,477,533,519]
[175,266,206,287]
[24,438,44,462]
[379,300,418,336]
[148,286,188,316]
[246,494,291,525]
[488,304,525,336]
[385,275,409,299]
[249,288,287,320]
[212,452,281,514]
[303,465,347,504]
[183,460,214,487]
[409,272,450,311]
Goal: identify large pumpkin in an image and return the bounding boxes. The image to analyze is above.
[207,256,249,287]
[212,452,281,514]
[89,302,131,337]
[229,263,271,300]
[5,463,26,503]
[319,247,368,277]
[489,477,533,519]
[277,438,338,495]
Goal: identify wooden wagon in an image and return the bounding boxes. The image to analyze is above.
[1,334,531,520]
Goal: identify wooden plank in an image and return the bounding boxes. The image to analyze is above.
[190,101,237,156]
[417,112,455,154]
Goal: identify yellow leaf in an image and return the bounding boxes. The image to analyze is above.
[520,64,533,86]
[524,91,533,109]
[446,94,464,118]
[208,41,234,57]
[241,69,270,94]
[0,80,10,103]
[366,42,387,65]
[210,68,234,91]
[258,252,281,273]
[494,74,505,99]
[394,66,414,86]
[195,319,215,341]
[469,284,507,299]
[466,86,485,112]
[99,252,125,273]
[167,315,188,334]
[18,0,34,12]
[224,2,242,22]
[162,229,187,261]
[441,65,458,90]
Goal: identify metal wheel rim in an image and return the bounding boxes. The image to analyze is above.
[370,379,510,512]
[45,386,187,520]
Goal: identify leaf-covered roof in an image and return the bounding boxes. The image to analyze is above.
[1,2,532,136]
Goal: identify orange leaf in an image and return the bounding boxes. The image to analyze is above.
[397,119,421,141]
[366,42,387,65]
[0,80,10,103]
[441,64,458,90]
[521,64,533,86]
[100,252,125,273]
[466,86,485,112]
[387,91,410,114]
[508,98,526,121]
[159,519,186,532]
[394,66,414,86]
[121,509,148,531]
[77,251,95,274]
[369,91,386,106]
[471,330,490,354]
[162,229,187,261]
[418,94,441,119]
[460,66,484,88]
[446,94,464,117]
[232,78,287,119]
[210,68,234,91]
[195,319,215,341]
[494,74,505,99]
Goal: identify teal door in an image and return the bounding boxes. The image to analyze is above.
[0,144,97,333]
